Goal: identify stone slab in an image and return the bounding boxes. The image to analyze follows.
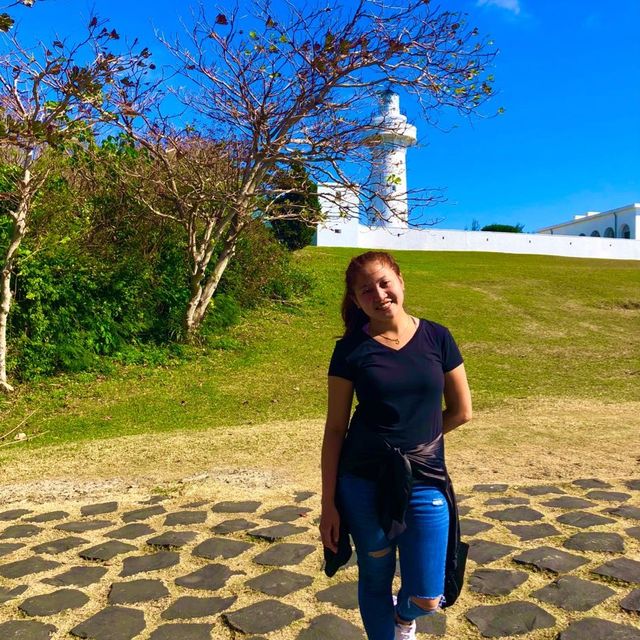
[147,531,197,549]
[626,480,640,491]
[543,496,596,510]
[627,526,640,540]
[460,519,494,536]
[513,546,588,573]
[604,505,640,521]
[506,523,560,541]
[620,589,640,613]
[467,539,517,564]
[468,569,529,596]
[0,584,28,603]
[458,505,472,517]
[248,523,308,541]
[316,581,359,609]
[253,542,316,567]
[296,614,365,640]
[149,624,213,640]
[519,485,564,496]
[0,524,42,539]
[416,612,447,637]
[105,523,155,540]
[56,520,113,533]
[563,531,625,553]
[484,497,530,506]
[164,511,207,526]
[246,569,313,596]
[120,551,180,577]
[70,606,146,639]
[24,511,69,523]
[211,518,257,534]
[484,507,544,522]
[0,556,60,579]
[261,505,312,522]
[192,536,253,560]
[0,509,32,521]
[0,542,23,557]
[43,566,108,587]
[32,536,88,555]
[175,563,238,591]
[161,595,237,620]
[473,484,509,493]
[531,575,616,611]
[0,621,56,639]
[294,491,315,503]
[121,505,166,522]
[573,479,612,489]
[466,601,555,637]
[223,599,304,634]
[558,618,640,640]
[556,511,616,528]
[586,490,631,502]
[592,558,640,584]
[19,588,90,616]
[108,579,170,604]
[81,502,118,516]
[79,540,136,561]
[211,500,261,513]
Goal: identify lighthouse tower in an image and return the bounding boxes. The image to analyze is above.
[367,89,417,229]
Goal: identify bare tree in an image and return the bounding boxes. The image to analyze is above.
[102,0,496,339]
[0,22,147,392]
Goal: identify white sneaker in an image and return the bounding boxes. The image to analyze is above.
[394,619,417,640]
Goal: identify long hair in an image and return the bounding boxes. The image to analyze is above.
[340,251,402,335]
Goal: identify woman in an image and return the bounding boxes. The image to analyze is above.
[320,251,472,640]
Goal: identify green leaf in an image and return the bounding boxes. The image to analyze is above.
[0,13,15,32]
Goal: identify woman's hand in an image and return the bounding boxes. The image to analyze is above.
[320,502,341,553]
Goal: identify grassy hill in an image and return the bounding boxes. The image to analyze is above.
[1,247,639,458]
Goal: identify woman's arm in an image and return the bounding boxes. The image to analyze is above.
[442,362,472,434]
[320,375,354,551]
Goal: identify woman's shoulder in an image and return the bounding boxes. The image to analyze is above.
[417,318,452,337]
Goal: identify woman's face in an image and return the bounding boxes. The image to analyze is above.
[352,261,405,323]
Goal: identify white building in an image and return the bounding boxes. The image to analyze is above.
[536,203,638,239]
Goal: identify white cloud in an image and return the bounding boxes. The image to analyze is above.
[477,0,521,15]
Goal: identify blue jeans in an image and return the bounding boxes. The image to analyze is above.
[337,473,449,640]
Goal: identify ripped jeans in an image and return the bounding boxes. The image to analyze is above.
[337,473,449,640]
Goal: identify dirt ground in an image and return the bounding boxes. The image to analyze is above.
[0,397,638,503]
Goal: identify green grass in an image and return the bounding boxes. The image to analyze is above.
[1,247,639,454]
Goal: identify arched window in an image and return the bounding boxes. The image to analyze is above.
[620,224,631,239]
[604,227,614,238]
[579,233,586,236]
[591,230,600,237]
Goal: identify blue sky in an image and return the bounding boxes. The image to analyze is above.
[6,0,640,232]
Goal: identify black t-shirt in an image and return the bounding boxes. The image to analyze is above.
[328,319,463,475]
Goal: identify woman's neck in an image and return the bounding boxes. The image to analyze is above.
[368,310,412,336]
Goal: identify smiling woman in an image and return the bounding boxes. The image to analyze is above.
[320,250,472,640]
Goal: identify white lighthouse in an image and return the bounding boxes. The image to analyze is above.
[366,89,417,229]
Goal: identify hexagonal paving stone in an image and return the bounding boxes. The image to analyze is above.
[223,599,304,634]
[0,524,42,539]
[531,575,616,611]
[563,531,625,553]
[468,569,529,596]
[105,523,155,540]
[248,523,308,542]
[627,526,640,540]
[211,500,261,513]
[604,505,640,520]
[467,539,517,564]
[506,523,560,541]
[24,511,69,523]
[484,507,544,522]
[0,542,23,557]
[557,617,640,640]
[556,511,616,528]
[513,546,588,573]
[32,536,88,555]
[212,518,258,534]
[261,505,312,522]
[294,491,315,503]
[458,505,472,517]
[0,509,32,521]
[149,624,213,640]
[473,484,508,493]
[81,502,118,516]
[543,496,596,510]
[43,566,108,587]
[466,601,555,637]
[620,589,640,613]
[253,542,316,567]
[70,606,146,639]
[121,505,166,522]
[460,519,494,536]
[246,569,313,596]
[484,497,530,506]
[416,612,446,637]
[164,511,207,526]
[0,556,60,579]
[192,537,253,560]
[316,582,359,609]
[0,584,27,603]
[120,551,180,577]
[586,490,631,502]
[296,614,365,640]
[175,563,239,591]
[161,595,237,620]
[0,621,56,639]
[79,540,136,561]
[592,558,640,584]
[573,479,612,489]
[519,485,564,496]
[19,588,90,616]
[108,579,170,604]
[147,530,197,549]
[55,519,113,533]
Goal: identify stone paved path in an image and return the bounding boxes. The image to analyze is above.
[0,477,639,639]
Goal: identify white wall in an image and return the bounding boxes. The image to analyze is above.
[537,204,638,239]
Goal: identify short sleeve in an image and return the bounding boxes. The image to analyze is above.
[328,339,355,381]
[441,327,463,373]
